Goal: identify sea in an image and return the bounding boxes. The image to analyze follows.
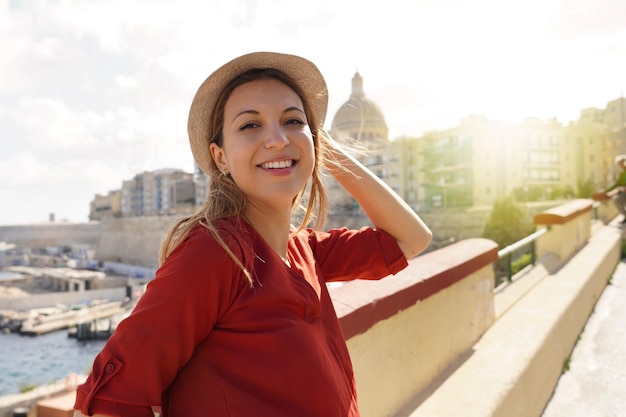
[0,329,107,395]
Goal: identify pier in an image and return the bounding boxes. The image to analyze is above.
[17,301,129,336]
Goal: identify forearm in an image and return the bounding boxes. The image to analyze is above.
[325,142,432,259]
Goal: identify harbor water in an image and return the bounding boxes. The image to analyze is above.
[0,330,106,395]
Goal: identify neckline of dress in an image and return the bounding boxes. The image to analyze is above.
[254,253,291,268]
[240,215,292,268]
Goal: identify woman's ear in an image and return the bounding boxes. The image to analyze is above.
[209,143,229,174]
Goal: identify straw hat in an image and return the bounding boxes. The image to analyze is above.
[614,154,626,168]
[187,51,329,175]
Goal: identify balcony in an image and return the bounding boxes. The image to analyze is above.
[331,197,621,417]
[427,163,468,174]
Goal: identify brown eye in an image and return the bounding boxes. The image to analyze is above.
[285,118,305,126]
[240,122,259,131]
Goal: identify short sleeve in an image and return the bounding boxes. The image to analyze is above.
[305,226,407,282]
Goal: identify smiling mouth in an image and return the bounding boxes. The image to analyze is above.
[260,160,295,169]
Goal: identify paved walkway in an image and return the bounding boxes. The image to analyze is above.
[542,255,626,417]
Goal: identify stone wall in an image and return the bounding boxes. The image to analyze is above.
[95,216,176,268]
[0,201,562,268]
[0,217,174,268]
[0,222,101,247]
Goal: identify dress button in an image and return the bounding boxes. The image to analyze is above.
[105,363,116,374]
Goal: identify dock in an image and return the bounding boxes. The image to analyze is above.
[19,301,130,336]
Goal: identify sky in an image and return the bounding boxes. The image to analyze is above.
[1,0,626,225]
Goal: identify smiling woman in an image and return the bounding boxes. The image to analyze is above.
[71,51,432,417]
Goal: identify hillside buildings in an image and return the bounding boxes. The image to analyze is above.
[88,75,626,221]
[393,101,626,211]
[90,169,195,220]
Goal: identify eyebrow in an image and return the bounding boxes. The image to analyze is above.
[231,106,305,122]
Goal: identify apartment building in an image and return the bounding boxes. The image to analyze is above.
[121,168,195,217]
[193,162,210,206]
[571,97,626,187]
[391,98,626,209]
[89,190,122,221]
[90,168,195,219]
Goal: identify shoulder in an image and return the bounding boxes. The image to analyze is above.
[169,217,254,271]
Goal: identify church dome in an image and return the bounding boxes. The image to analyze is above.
[331,72,388,143]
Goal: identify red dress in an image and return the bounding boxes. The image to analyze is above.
[74,217,407,417]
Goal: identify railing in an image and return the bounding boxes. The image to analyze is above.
[592,200,600,220]
[495,198,599,286]
[337,197,606,417]
[495,227,549,284]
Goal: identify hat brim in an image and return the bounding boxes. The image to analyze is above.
[187,51,328,176]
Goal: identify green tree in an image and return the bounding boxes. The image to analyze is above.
[576,175,596,198]
[483,195,534,248]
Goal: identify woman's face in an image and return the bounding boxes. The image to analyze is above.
[209,77,315,211]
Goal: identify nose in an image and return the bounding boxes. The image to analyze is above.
[264,124,290,149]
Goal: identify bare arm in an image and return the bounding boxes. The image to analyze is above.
[325,139,432,259]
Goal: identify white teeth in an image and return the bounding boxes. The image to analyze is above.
[262,160,293,169]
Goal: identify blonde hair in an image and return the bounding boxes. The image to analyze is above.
[159,69,330,286]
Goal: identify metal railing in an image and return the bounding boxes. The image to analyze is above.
[592,200,601,221]
[496,227,549,284]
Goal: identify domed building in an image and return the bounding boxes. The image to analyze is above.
[330,72,389,148]
[326,72,396,226]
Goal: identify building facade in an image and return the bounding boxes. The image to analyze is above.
[89,86,626,221]
[392,98,626,210]
[89,190,122,221]
[90,168,195,219]
[193,162,210,206]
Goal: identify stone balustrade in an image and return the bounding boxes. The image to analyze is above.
[334,198,620,417]
[533,198,593,266]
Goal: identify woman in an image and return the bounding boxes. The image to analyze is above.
[73,51,432,417]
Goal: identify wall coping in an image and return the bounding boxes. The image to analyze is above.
[410,220,620,417]
[592,189,619,201]
[533,198,592,225]
[332,238,499,340]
